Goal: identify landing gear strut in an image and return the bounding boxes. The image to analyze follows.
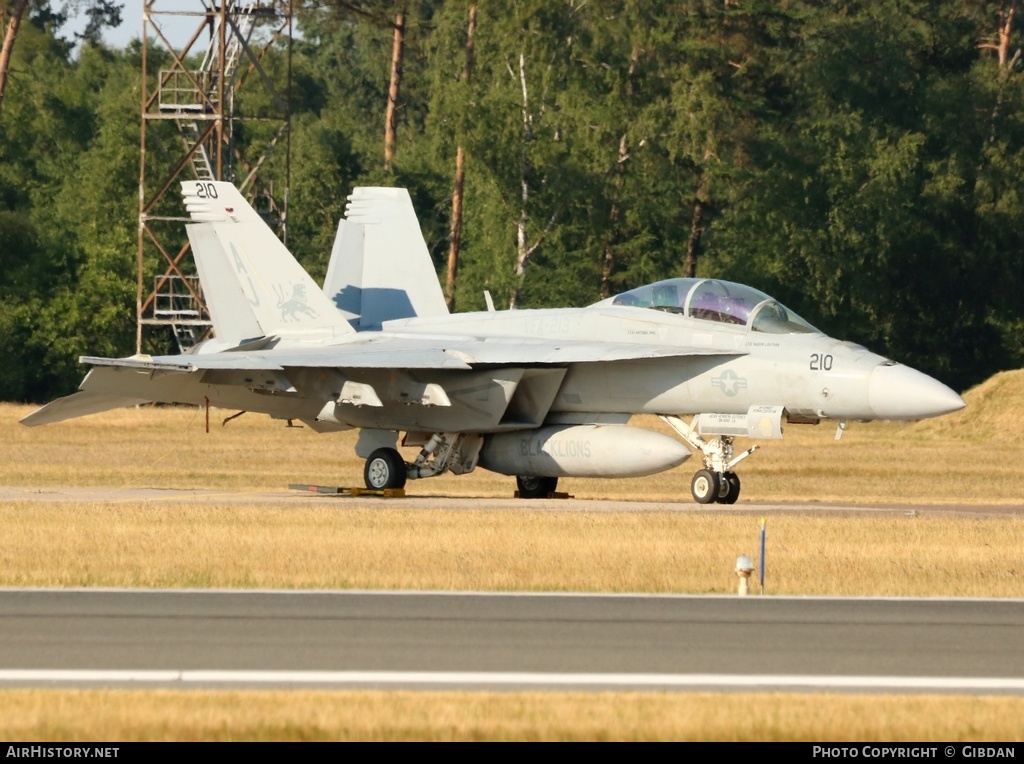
[661,415,758,505]
[360,432,484,492]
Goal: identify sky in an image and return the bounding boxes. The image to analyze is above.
[107,0,144,48]
[55,1,307,58]
[64,2,225,51]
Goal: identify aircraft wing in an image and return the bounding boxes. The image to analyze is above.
[80,346,473,372]
[80,337,744,374]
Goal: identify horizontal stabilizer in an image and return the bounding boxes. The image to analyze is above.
[20,391,151,427]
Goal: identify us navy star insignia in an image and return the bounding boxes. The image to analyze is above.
[712,369,748,397]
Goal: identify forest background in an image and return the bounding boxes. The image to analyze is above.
[0,0,1022,404]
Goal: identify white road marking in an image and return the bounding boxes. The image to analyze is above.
[2,670,1023,692]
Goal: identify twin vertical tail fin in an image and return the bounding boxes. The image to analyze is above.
[23,181,362,427]
[181,181,353,345]
[323,187,449,329]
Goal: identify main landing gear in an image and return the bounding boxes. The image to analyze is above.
[364,447,408,490]
[516,475,558,499]
[661,415,758,505]
[362,446,561,499]
[361,433,484,492]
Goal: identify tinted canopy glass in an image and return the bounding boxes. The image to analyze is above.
[606,278,819,334]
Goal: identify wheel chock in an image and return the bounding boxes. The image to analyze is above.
[289,484,406,498]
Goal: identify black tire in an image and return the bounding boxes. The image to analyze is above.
[716,472,741,505]
[516,475,558,499]
[364,447,407,490]
[691,469,719,504]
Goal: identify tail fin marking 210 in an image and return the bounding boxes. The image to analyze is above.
[181,181,353,342]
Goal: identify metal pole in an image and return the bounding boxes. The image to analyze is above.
[759,518,766,595]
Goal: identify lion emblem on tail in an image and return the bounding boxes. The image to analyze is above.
[274,283,319,322]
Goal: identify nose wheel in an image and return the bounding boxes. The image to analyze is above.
[718,471,740,504]
[691,470,719,504]
[690,470,741,504]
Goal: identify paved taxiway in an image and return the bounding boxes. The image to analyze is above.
[2,589,1024,693]
[1,485,1020,517]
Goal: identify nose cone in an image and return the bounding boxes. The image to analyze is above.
[868,364,966,420]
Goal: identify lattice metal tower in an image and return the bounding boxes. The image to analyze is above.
[136,0,293,354]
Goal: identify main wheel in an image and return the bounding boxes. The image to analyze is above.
[716,472,741,505]
[516,475,558,499]
[364,447,408,490]
[691,469,719,504]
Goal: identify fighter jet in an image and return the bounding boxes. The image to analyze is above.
[21,181,966,503]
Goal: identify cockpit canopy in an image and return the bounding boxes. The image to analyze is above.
[601,278,820,334]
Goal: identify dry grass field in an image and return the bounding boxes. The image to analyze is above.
[1,689,1021,742]
[2,370,1023,741]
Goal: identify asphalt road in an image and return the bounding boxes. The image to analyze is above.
[2,589,1023,693]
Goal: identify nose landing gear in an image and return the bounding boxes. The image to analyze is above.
[662,415,757,505]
